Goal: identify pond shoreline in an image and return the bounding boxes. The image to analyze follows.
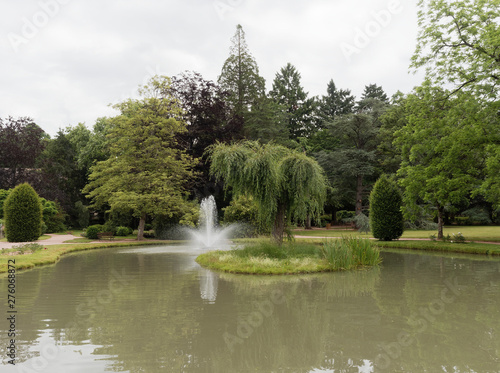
[1,234,499,275]
[0,239,171,275]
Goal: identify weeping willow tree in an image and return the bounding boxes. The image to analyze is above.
[207,141,327,244]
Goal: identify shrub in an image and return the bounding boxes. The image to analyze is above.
[74,201,90,229]
[441,232,467,243]
[85,224,104,239]
[460,207,492,225]
[369,175,404,241]
[12,242,44,254]
[102,220,117,235]
[354,213,370,233]
[403,204,438,230]
[316,214,332,227]
[223,194,262,237]
[4,183,43,242]
[116,226,133,236]
[40,198,66,233]
[336,210,355,223]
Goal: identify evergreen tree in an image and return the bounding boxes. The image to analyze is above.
[244,95,290,143]
[317,79,355,126]
[4,183,43,242]
[218,25,265,120]
[317,101,386,216]
[369,175,404,241]
[359,84,389,103]
[269,63,316,139]
[37,130,85,217]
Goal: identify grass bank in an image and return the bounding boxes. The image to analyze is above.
[0,240,165,275]
[374,240,500,255]
[294,226,500,242]
[196,238,381,275]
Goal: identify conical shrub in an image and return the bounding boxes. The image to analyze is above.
[4,183,43,242]
[369,175,404,241]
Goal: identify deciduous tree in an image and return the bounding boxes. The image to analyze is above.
[83,76,198,240]
[411,0,500,98]
[0,117,46,189]
[395,83,489,239]
[207,141,327,244]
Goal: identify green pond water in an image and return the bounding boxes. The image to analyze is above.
[0,245,499,372]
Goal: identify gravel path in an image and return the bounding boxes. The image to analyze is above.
[0,234,142,249]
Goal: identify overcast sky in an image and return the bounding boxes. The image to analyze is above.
[1,0,425,137]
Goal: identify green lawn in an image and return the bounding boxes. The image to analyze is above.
[0,240,166,275]
[293,226,500,242]
[374,240,500,255]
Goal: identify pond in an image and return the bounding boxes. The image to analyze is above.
[1,245,499,372]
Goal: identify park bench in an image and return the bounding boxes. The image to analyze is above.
[97,232,114,240]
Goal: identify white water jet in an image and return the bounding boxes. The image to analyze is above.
[189,195,235,248]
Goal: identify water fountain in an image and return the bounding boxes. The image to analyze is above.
[189,195,235,248]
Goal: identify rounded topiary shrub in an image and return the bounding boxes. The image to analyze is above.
[4,183,43,242]
[369,175,404,241]
[86,224,104,239]
[116,226,132,236]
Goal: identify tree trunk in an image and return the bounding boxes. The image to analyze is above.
[332,206,338,224]
[437,205,444,240]
[355,175,364,215]
[137,212,147,241]
[305,213,312,230]
[272,203,286,245]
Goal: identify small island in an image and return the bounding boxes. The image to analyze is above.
[196,238,380,275]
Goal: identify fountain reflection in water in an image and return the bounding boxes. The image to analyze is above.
[189,195,235,249]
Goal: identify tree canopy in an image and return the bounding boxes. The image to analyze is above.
[207,141,327,244]
[218,24,266,119]
[269,63,317,139]
[411,0,500,98]
[316,79,355,127]
[395,83,489,238]
[83,76,198,240]
[0,117,47,189]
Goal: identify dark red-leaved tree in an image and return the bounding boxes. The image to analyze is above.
[169,71,244,200]
[0,117,47,189]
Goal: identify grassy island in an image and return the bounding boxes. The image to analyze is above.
[195,237,381,275]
